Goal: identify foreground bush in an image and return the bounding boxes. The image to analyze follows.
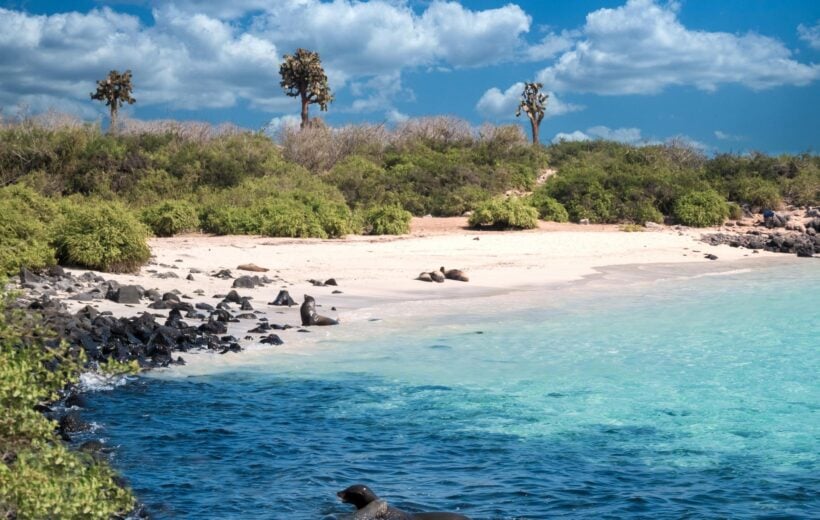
[673,190,729,227]
[141,200,200,236]
[0,186,58,276]
[528,189,569,222]
[363,205,413,235]
[55,201,151,272]
[0,287,135,518]
[469,197,538,229]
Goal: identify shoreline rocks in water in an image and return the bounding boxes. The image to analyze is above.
[702,227,819,258]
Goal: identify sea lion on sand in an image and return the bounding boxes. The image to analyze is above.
[440,267,469,282]
[429,270,445,283]
[300,295,339,326]
[337,484,470,520]
[416,272,433,282]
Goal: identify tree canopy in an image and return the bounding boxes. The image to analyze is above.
[279,48,334,129]
[515,82,548,145]
[90,69,135,132]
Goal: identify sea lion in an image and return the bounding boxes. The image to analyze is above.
[337,484,470,520]
[416,272,433,282]
[429,270,445,283]
[270,289,296,307]
[300,295,339,326]
[440,267,468,282]
[237,263,269,272]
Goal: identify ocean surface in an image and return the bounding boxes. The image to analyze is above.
[84,260,820,519]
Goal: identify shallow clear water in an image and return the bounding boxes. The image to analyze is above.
[85,261,820,519]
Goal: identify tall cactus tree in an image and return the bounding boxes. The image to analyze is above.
[90,69,136,132]
[515,82,548,144]
[279,48,334,129]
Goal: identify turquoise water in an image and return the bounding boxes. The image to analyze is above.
[85,261,820,519]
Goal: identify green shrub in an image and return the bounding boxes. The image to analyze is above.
[0,186,58,276]
[324,155,387,207]
[782,168,820,207]
[55,200,151,272]
[257,198,327,239]
[0,286,135,518]
[468,197,538,229]
[727,202,744,220]
[363,205,412,235]
[729,177,782,210]
[528,189,569,222]
[141,200,200,236]
[673,190,729,227]
[199,206,259,235]
[620,199,664,225]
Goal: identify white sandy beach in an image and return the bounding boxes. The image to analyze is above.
[61,218,787,374]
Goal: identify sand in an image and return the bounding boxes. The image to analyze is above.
[60,218,785,373]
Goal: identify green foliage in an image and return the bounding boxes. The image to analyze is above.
[55,200,151,272]
[324,155,387,207]
[620,224,645,232]
[528,189,569,222]
[141,200,200,237]
[279,48,334,128]
[729,176,782,210]
[363,205,412,235]
[469,197,538,230]
[727,202,744,220]
[0,186,59,276]
[673,190,729,227]
[0,286,135,518]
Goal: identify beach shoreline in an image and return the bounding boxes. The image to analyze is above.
[30,218,800,376]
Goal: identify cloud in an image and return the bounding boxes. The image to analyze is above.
[476,82,583,119]
[537,0,819,95]
[263,114,301,135]
[551,126,643,144]
[0,6,286,116]
[386,109,409,124]
[552,130,591,143]
[525,30,578,61]
[0,1,533,116]
[798,21,820,50]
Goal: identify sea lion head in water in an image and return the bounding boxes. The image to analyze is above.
[300,295,339,326]
[337,484,379,509]
[337,484,471,520]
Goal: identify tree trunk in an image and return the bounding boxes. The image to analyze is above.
[529,117,539,144]
[109,107,117,134]
[300,93,309,129]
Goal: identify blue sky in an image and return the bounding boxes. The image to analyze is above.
[1,0,818,153]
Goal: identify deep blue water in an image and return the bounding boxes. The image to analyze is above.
[85,261,820,519]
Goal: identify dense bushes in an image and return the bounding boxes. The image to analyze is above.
[469,197,538,229]
[362,205,413,235]
[141,200,200,236]
[55,201,151,272]
[673,190,729,227]
[0,287,135,518]
[528,189,569,222]
[0,186,58,276]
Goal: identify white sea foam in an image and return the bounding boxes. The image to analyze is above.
[79,371,130,392]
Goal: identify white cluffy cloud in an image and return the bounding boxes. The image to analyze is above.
[476,82,583,120]
[537,0,819,95]
[798,21,820,50]
[0,1,532,116]
[552,126,644,144]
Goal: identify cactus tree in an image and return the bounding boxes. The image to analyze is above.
[279,48,334,129]
[90,69,136,132]
[515,82,548,144]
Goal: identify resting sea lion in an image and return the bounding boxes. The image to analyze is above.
[440,267,468,282]
[337,484,470,520]
[429,270,445,283]
[416,272,433,282]
[300,295,339,326]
